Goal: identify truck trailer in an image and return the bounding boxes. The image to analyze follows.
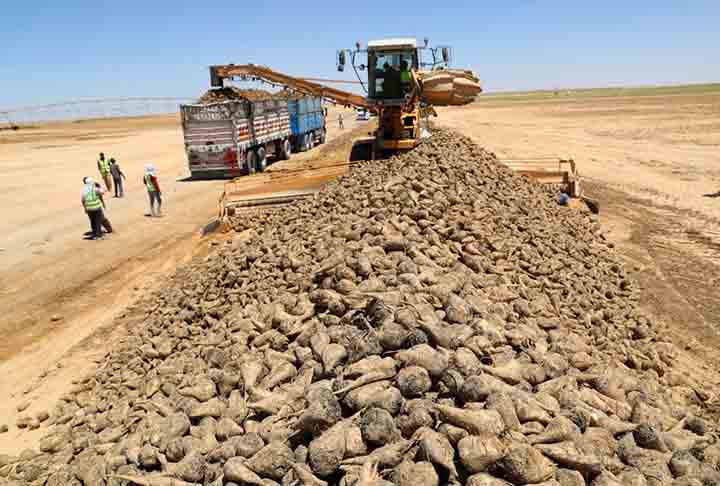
[288,96,326,152]
[180,95,326,178]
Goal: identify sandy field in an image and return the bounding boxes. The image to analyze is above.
[1,89,720,453]
[0,106,363,452]
[437,92,720,220]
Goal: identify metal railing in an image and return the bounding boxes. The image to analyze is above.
[0,96,195,125]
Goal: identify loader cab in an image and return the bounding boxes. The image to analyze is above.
[367,39,418,104]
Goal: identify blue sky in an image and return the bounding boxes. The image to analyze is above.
[2,1,719,107]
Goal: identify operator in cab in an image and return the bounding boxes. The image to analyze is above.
[382,61,401,98]
[400,60,411,89]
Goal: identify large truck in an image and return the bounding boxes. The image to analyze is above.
[180,94,325,178]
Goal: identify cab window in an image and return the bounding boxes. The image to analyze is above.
[371,50,416,99]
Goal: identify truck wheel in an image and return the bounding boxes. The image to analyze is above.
[319,129,326,144]
[280,139,291,160]
[256,148,267,172]
[307,133,314,150]
[247,151,257,175]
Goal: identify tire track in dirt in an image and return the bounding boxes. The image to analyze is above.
[588,181,720,367]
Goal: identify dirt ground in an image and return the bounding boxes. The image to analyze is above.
[0,106,363,453]
[437,92,720,367]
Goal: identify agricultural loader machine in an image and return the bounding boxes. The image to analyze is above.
[210,38,481,160]
[209,37,584,218]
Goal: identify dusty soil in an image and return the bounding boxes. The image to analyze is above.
[437,93,720,363]
[588,182,720,366]
[436,94,720,220]
[0,106,364,453]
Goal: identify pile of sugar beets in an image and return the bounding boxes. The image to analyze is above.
[5,129,719,486]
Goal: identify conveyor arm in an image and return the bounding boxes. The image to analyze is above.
[210,64,371,109]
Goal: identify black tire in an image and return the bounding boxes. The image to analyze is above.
[247,151,257,175]
[318,129,326,145]
[280,139,291,160]
[305,133,313,151]
[256,147,267,172]
[350,141,373,162]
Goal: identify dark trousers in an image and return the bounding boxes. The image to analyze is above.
[113,177,124,197]
[86,209,104,238]
[102,215,113,233]
[148,190,162,216]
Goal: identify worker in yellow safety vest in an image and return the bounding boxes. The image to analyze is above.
[81,177,107,240]
[82,176,114,236]
[400,60,411,92]
[97,152,112,191]
[143,164,162,217]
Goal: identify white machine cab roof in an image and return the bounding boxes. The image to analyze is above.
[367,38,417,50]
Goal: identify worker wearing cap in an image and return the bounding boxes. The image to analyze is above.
[81,177,106,240]
[82,177,114,235]
[97,152,112,191]
[143,164,162,217]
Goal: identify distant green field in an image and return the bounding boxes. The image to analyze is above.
[476,83,720,102]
